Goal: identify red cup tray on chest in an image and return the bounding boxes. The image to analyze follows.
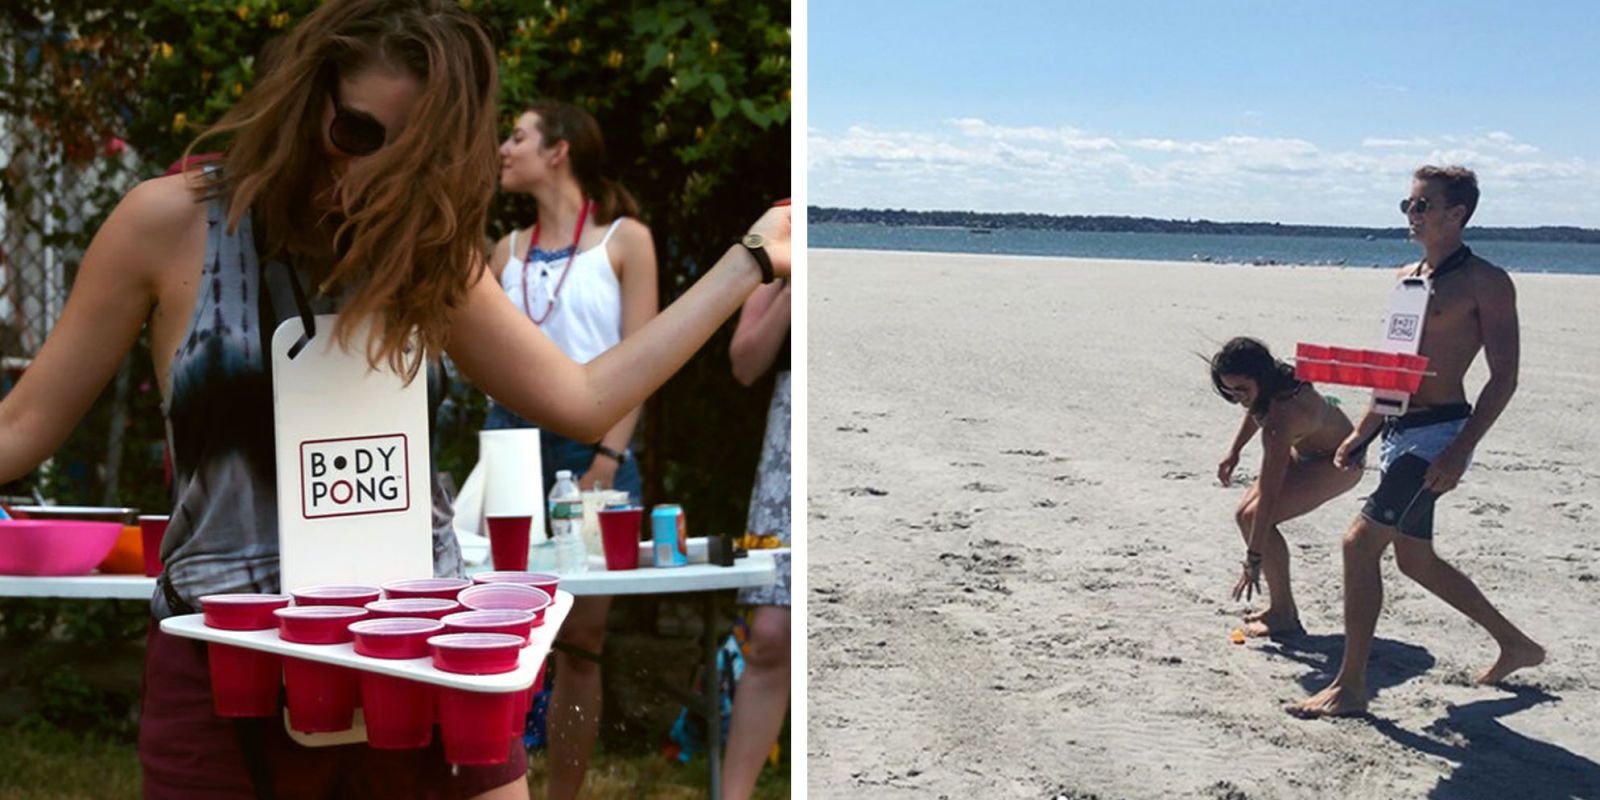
[161,582,570,765]
[1294,343,1429,393]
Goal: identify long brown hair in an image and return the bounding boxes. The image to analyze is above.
[184,0,499,380]
[526,100,640,224]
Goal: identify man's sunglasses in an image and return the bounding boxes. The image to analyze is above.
[327,80,387,157]
[1400,197,1445,215]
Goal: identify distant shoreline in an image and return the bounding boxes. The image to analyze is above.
[807,245,1600,279]
[811,207,1600,245]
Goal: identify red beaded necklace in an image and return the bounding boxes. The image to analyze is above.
[520,198,590,325]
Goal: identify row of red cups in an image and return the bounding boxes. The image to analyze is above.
[197,572,559,765]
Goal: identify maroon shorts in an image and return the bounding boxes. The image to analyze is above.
[139,619,527,799]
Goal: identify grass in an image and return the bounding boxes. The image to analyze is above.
[0,721,788,799]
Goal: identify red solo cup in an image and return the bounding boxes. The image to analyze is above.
[1400,354,1429,393]
[275,605,367,644]
[430,633,524,764]
[280,656,359,732]
[291,584,381,608]
[200,594,291,717]
[365,598,460,620]
[274,606,366,732]
[1369,352,1402,390]
[382,578,473,601]
[200,593,291,630]
[206,643,282,717]
[350,617,444,659]
[350,618,444,750]
[442,610,537,646]
[473,570,559,598]
[436,687,516,765]
[598,506,643,570]
[427,633,524,675]
[1329,347,1363,386]
[458,583,553,625]
[1296,342,1331,362]
[485,515,532,571]
[138,515,169,577]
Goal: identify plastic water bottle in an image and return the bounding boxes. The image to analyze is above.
[549,470,587,574]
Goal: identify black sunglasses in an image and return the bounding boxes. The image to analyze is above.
[1400,197,1439,215]
[327,80,387,157]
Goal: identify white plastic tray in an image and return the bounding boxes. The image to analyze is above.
[159,589,572,694]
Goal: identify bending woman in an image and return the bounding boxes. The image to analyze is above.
[1211,337,1363,637]
[0,2,788,797]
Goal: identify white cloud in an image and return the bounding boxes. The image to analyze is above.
[808,118,1599,226]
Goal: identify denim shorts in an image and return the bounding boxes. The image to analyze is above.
[1360,406,1472,540]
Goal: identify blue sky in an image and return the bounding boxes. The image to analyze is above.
[808,2,1600,227]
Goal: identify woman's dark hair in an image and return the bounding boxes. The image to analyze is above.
[1209,336,1304,417]
[527,99,640,224]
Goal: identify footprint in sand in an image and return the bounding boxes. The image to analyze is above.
[963,482,1006,493]
[1469,501,1511,516]
[842,486,889,497]
[1162,470,1199,481]
[1033,499,1059,508]
[1001,448,1049,457]
[1552,501,1593,522]
[952,416,987,424]
[835,424,869,433]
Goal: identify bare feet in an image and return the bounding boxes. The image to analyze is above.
[1286,682,1368,718]
[1242,608,1268,623]
[1243,610,1304,638]
[1476,638,1546,685]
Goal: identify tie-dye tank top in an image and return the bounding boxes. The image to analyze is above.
[152,194,464,618]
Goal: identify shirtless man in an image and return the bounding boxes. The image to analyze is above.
[1290,165,1545,718]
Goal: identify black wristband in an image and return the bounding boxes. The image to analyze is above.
[593,443,628,464]
[740,235,775,284]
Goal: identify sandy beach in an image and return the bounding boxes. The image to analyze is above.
[807,248,1600,799]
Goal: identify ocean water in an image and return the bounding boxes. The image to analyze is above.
[811,224,1600,277]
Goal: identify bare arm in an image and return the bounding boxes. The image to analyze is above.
[448,206,790,444]
[1247,423,1293,554]
[1456,269,1519,451]
[580,220,659,489]
[1226,412,1259,458]
[1424,269,1518,492]
[0,179,179,482]
[729,279,791,387]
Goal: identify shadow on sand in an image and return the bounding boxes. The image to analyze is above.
[1262,633,1598,798]
[1368,686,1600,800]
[1257,631,1436,700]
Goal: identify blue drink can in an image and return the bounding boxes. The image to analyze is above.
[651,504,688,568]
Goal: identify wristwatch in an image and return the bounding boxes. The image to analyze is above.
[740,233,775,284]
[593,443,629,464]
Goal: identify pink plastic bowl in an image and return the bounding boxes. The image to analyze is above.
[382,578,473,601]
[457,583,552,624]
[0,520,123,576]
[365,598,460,620]
[291,584,381,608]
[200,594,292,630]
[275,606,367,644]
[349,617,446,659]
[427,632,524,675]
[441,610,537,646]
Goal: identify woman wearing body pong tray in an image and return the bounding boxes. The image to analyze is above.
[0,2,790,797]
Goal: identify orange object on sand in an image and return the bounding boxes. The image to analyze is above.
[1230,628,1246,645]
[97,525,147,574]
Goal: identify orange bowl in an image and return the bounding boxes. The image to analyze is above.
[97,525,146,574]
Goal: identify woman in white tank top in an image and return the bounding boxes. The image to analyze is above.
[489,100,657,799]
